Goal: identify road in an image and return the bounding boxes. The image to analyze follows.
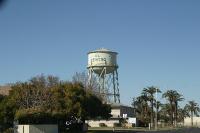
[110,127,200,133]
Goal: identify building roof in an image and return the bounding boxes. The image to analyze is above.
[110,103,133,109]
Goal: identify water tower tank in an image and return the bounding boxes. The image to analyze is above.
[87,48,118,74]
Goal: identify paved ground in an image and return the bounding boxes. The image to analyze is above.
[111,128,200,133]
[131,127,200,133]
[141,127,200,133]
[88,127,200,133]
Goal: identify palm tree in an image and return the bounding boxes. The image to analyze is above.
[173,92,184,127]
[143,86,161,128]
[162,90,175,126]
[140,94,150,123]
[185,100,200,126]
[132,97,137,117]
[177,107,189,125]
[162,90,183,127]
[160,103,171,124]
[154,101,162,118]
[132,94,150,126]
[154,100,162,128]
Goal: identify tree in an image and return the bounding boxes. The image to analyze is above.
[0,94,4,102]
[162,90,183,126]
[83,92,111,119]
[185,100,200,126]
[0,75,111,132]
[173,92,184,127]
[72,72,99,95]
[162,90,174,126]
[159,103,171,124]
[142,86,161,128]
[0,95,17,132]
[131,97,137,117]
[177,107,189,124]
[132,94,150,126]
[72,72,88,89]
[154,101,162,122]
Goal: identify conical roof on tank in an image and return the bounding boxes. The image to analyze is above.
[87,48,118,74]
[88,48,118,54]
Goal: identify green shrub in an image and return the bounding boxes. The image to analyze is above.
[3,128,13,133]
[119,118,127,127]
[113,123,121,127]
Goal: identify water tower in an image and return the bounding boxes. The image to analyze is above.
[87,48,120,103]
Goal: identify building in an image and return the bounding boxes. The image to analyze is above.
[86,104,135,127]
[111,104,134,118]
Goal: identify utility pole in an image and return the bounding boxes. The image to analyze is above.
[155,88,158,130]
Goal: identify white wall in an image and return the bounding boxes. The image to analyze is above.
[17,125,58,133]
[86,120,119,127]
[17,125,29,133]
[184,117,200,127]
[111,109,120,118]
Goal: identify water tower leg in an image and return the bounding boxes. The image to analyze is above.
[116,70,120,103]
[113,71,116,103]
[87,68,93,89]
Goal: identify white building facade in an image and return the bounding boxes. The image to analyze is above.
[87,104,136,127]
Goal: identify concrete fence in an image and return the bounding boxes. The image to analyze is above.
[16,124,58,133]
[86,120,119,127]
[184,117,200,127]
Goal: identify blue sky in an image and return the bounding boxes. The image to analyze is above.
[1,0,200,106]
